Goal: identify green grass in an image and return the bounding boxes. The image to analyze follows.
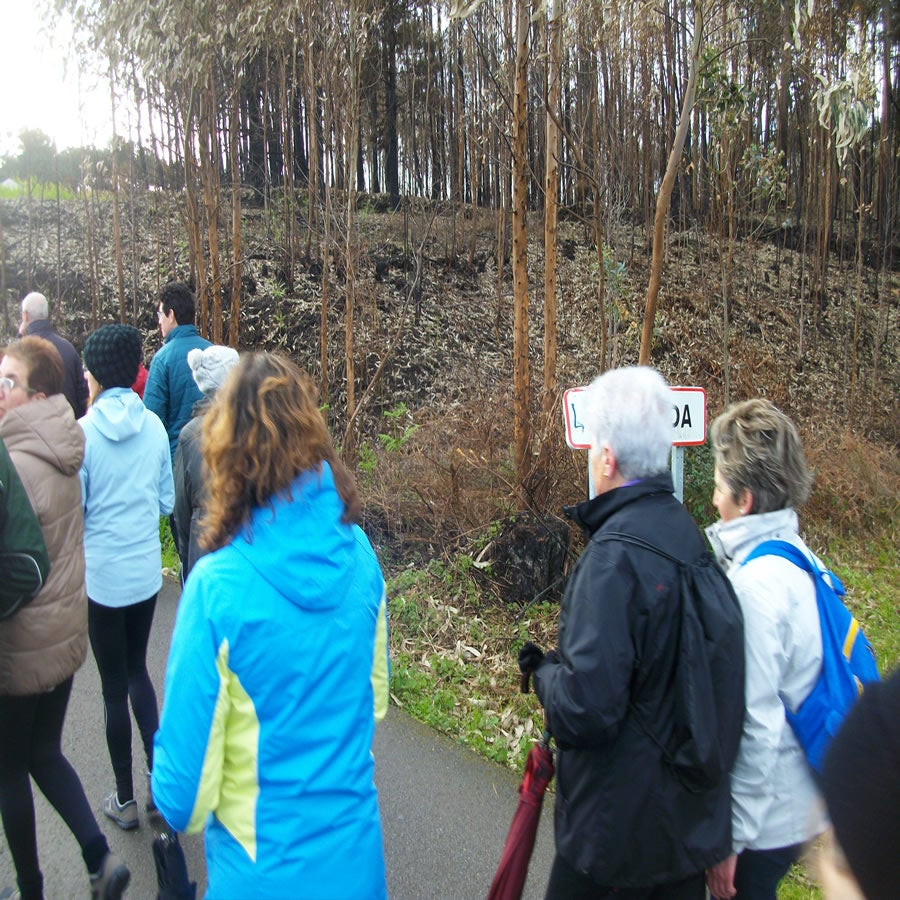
[824,532,899,672]
[159,516,180,576]
[0,180,81,201]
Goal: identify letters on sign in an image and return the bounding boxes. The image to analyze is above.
[563,386,706,449]
[673,403,692,430]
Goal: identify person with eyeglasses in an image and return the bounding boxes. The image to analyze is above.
[0,336,130,900]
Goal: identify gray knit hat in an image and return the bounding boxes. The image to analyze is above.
[83,324,143,389]
[188,345,240,396]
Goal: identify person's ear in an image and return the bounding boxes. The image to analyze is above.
[604,445,618,479]
[739,488,754,516]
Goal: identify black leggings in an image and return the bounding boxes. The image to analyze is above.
[0,677,109,900]
[88,594,160,803]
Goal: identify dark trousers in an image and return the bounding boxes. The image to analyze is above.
[88,594,160,803]
[724,843,805,900]
[545,853,706,900]
[0,677,109,900]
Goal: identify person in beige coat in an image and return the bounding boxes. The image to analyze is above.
[0,336,129,900]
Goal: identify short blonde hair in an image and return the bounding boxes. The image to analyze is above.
[711,398,812,513]
[200,352,360,551]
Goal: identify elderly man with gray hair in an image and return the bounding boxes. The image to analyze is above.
[18,292,88,418]
[517,366,745,900]
[172,345,240,580]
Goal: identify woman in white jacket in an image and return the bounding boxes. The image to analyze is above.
[705,399,828,900]
[80,324,174,833]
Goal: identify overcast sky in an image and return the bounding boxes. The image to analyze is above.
[0,1,113,157]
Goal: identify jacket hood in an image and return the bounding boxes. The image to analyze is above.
[705,506,799,568]
[0,394,84,476]
[81,387,148,442]
[565,471,674,535]
[230,461,359,612]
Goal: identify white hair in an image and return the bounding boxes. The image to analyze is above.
[584,366,672,480]
[22,292,49,320]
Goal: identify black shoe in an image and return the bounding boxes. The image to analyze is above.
[90,852,130,900]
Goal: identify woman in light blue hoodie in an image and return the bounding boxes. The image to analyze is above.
[80,324,174,833]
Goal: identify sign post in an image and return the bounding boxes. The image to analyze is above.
[563,385,707,503]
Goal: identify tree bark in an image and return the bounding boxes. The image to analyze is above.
[542,0,562,419]
[639,0,704,365]
[512,0,532,491]
[229,70,243,349]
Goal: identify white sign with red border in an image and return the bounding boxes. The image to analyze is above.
[563,385,707,449]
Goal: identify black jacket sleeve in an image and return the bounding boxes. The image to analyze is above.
[533,543,636,748]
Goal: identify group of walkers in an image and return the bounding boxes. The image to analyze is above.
[0,284,389,900]
[518,368,896,900]
[0,286,895,900]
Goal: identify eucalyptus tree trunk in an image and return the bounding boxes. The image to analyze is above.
[512,0,532,492]
[182,100,208,336]
[109,74,126,324]
[639,0,704,365]
[451,22,464,257]
[305,33,321,262]
[873,0,894,383]
[229,71,242,349]
[592,79,609,374]
[280,46,296,292]
[199,74,223,343]
[384,0,400,209]
[83,168,99,328]
[341,0,365,458]
[542,0,562,420]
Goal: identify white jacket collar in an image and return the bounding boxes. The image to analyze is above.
[706,507,800,569]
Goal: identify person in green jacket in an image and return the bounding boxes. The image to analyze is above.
[0,437,49,617]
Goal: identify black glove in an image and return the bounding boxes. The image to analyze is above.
[517,641,545,675]
[518,641,548,694]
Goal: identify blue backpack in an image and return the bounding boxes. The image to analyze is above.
[743,540,880,774]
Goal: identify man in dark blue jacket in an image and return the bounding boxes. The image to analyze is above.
[520,366,744,900]
[18,292,88,418]
[143,282,211,459]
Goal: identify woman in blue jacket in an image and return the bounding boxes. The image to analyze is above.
[153,352,389,900]
[80,324,174,832]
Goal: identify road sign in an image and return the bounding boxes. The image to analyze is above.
[563,385,707,449]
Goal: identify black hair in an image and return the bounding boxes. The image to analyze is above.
[160,282,196,326]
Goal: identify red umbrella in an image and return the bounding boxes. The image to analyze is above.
[487,734,555,900]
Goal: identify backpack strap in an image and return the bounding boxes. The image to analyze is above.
[743,539,846,598]
[592,531,690,761]
[598,531,684,565]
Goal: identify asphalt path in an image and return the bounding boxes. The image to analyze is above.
[0,578,555,899]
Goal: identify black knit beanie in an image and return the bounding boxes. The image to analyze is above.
[821,668,900,900]
[83,324,143,390]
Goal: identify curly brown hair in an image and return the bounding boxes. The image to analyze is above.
[200,352,360,551]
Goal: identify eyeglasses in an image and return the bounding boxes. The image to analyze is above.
[0,376,37,397]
